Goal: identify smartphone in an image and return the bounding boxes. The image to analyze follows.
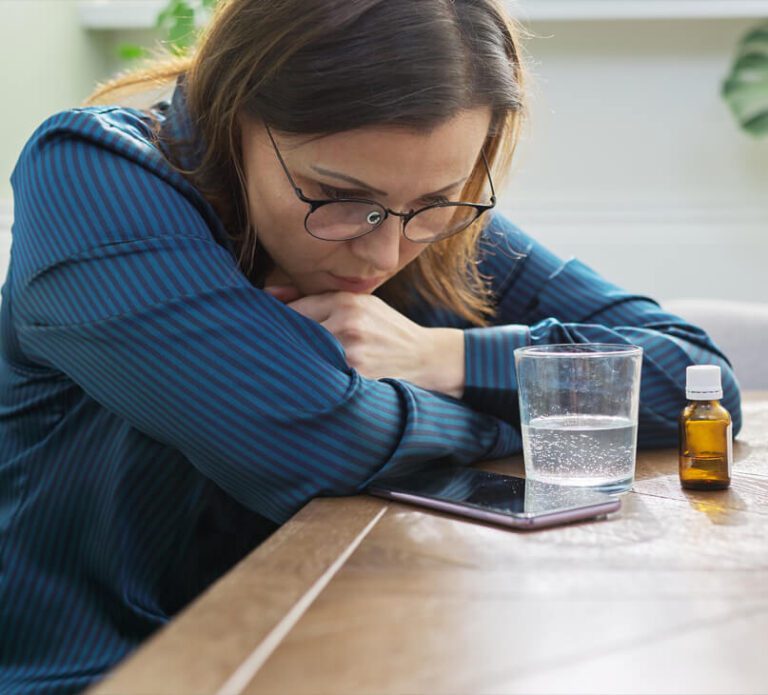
[366,464,621,530]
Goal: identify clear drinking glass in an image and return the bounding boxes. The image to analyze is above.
[514,344,643,494]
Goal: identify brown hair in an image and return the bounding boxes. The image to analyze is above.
[85,0,528,326]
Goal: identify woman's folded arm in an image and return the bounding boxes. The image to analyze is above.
[460,214,742,446]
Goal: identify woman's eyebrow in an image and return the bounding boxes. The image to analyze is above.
[309,164,468,197]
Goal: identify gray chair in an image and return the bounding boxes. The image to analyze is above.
[663,298,768,390]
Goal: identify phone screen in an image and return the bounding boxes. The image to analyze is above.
[366,464,620,528]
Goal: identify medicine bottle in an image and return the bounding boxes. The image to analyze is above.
[679,365,732,490]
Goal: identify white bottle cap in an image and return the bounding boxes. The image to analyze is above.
[686,365,723,400]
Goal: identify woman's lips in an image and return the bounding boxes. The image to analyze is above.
[329,273,384,292]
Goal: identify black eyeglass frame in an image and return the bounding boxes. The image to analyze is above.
[264,124,497,243]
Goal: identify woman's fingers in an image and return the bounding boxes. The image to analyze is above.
[285,293,339,323]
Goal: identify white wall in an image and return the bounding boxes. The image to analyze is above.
[0,1,111,200]
[501,18,768,302]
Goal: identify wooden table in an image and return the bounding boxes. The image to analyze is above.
[90,393,768,695]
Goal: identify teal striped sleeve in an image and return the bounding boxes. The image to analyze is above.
[460,213,742,447]
[463,323,529,419]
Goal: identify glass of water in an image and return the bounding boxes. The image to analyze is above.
[514,344,643,494]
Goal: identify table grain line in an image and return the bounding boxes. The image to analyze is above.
[213,504,389,695]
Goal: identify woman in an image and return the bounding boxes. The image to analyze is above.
[0,0,741,692]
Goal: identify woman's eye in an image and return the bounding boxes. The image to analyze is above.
[319,184,449,206]
[320,184,366,200]
[423,196,449,205]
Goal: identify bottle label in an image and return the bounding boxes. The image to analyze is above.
[727,422,733,477]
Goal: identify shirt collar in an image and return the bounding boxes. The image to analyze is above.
[156,72,205,173]
[150,73,238,258]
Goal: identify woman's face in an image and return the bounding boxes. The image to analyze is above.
[238,108,492,295]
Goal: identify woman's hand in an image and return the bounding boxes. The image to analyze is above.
[264,286,465,398]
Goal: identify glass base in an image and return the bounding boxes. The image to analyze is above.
[593,477,634,495]
[528,474,633,496]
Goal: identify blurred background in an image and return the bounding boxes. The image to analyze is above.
[1,1,766,308]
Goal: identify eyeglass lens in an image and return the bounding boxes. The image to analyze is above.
[306,201,480,242]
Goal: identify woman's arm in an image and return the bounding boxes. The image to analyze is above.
[9,121,521,525]
[460,213,743,446]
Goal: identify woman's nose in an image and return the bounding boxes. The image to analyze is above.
[348,214,402,273]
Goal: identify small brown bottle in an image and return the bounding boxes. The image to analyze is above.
[679,365,732,490]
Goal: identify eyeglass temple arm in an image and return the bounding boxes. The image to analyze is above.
[264,123,304,195]
[480,148,496,204]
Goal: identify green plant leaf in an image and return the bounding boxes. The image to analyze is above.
[742,111,768,137]
[117,0,215,62]
[117,43,150,61]
[722,76,768,97]
[723,20,768,138]
[739,25,768,47]
[732,52,768,74]
[155,0,180,30]
[166,0,198,55]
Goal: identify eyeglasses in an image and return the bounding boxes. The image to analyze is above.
[265,124,496,243]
